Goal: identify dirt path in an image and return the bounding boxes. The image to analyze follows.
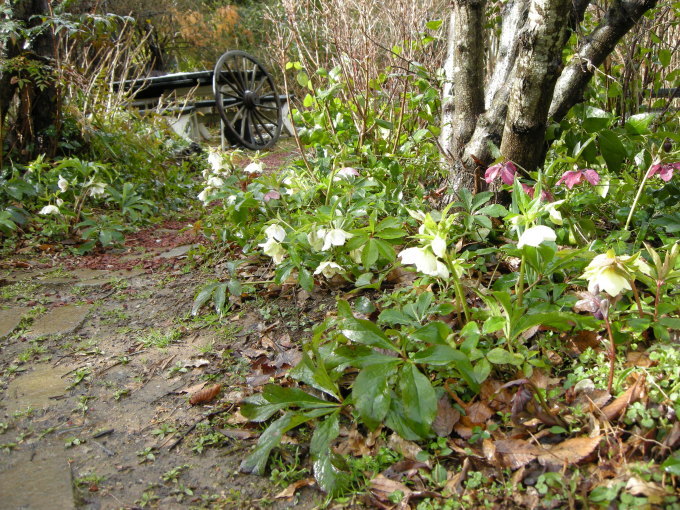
[0,222,325,509]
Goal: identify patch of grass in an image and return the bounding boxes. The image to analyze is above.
[0,281,41,300]
[138,328,182,348]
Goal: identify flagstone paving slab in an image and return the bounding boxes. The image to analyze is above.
[2,364,72,415]
[0,442,75,510]
[26,304,91,339]
[0,306,27,338]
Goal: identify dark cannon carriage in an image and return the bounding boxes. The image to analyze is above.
[116,50,292,150]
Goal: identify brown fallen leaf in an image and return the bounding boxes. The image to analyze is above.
[274,477,315,499]
[189,384,221,405]
[601,374,646,421]
[432,397,460,437]
[388,433,423,461]
[336,428,373,457]
[536,436,601,468]
[217,428,256,440]
[625,476,667,504]
[466,401,493,424]
[494,439,538,470]
[443,457,469,496]
[176,381,207,395]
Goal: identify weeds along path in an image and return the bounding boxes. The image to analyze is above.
[0,221,324,509]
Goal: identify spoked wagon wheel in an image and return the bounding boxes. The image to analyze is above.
[212,50,282,150]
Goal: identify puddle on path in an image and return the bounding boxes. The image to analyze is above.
[2,364,72,415]
[26,304,91,339]
[0,441,75,510]
[0,307,27,338]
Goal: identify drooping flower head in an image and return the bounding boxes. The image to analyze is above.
[333,167,360,181]
[398,247,449,279]
[485,161,517,186]
[517,225,556,249]
[647,162,679,182]
[243,162,264,175]
[581,250,651,297]
[39,204,60,215]
[57,175,68,193]
[314,261,344,278]
[556,169,600,189]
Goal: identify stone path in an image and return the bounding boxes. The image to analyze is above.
[0,237,317,509]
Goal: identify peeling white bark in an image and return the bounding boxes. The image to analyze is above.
[499,0,571,171]
[485,0,529,109]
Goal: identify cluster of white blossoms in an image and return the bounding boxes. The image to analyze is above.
[398,211,450,279]
[39,175,69,215]
[258,224,287,265]
[39,174,107,216]
[199,150,264,205]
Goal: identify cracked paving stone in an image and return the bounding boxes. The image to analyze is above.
[0,307,27,338]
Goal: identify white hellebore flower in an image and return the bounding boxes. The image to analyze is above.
[307,229,324,251]
[398,247,449,279]
[243,162,263,174]
[197,188,213,205]
[57,175,68,193]
[264,224,286,242]
[314,261,344,278]
[581,250,651,298]
[321,228,353,251]
[39,204,60,215]
[56,198,64,206]
[258,238,286,265]
[431,235,447,258]
[543,200,564,225]
[208,150,228,174]
[88,182,107,197]
[517,225,556,249]
[206,175,224,188]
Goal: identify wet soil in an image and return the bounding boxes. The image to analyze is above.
[0,221,331,509]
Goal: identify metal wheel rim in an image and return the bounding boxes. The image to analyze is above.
[212,50,282,150]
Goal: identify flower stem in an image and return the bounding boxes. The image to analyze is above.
[452,275,471,324]
[629,280,645,319]
[516,254,526,307]
[603,315,617,394]
[624,163,653,231]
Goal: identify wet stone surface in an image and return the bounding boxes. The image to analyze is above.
[3,364,72,415]
[26,304,91,339]
[0,441,75,510]
[0,226,322,509]
[0,307,27,339]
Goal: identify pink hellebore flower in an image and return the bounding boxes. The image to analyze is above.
[520,183,554,202]
[556,169,600,189]
[485,161,517,186]
[263,190,281,202]
[647,162,680,182]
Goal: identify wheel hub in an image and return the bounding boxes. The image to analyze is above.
[243,90,259,108]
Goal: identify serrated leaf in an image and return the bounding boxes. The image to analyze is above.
[352,363,398,429]
[486,348,523,366]
[362,238,379,267]
[263,385,338,408]
[192,282,218,316]
[298,267,313,291]
[477,204,508,217]
[240,413,310,475]
[400,364,437,428]
[410,321,452,345]
[341,317,398,352]
[598,131,627,173]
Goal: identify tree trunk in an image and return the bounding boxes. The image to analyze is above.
[499,0,571,172]
[1,0,58,162]
[441,0,657,197]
